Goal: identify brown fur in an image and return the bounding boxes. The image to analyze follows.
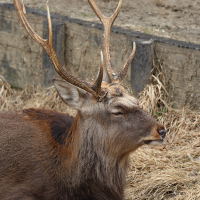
[0,82,165,200]
[5,1,166,199]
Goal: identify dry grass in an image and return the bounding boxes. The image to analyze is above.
[0,73,199,200]
[0,75,76,116]
[126,75,200,199]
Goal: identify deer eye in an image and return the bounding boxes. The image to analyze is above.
[112,111,124,116]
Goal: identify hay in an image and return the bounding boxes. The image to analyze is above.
[126,75,200,199]
[0,75,199,199]
[0,76,76,116]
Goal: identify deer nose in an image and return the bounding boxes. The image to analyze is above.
[158,129,167,139]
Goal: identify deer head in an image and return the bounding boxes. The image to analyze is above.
[13,0,166,161]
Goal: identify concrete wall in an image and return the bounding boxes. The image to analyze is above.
[155,43,200,109]
[64,21,133,87]
[0,3,200,109]
[0,5,44,88]
[0,4,134,89]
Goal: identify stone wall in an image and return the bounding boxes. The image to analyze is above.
[0,5,44,88]
[155,43,200,109]
[64,22,134,87]
[0,3,200,109]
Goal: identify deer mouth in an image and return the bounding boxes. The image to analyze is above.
[143,139,165,147]
[143,139,166,149]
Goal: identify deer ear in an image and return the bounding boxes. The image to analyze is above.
[53,79,88,109]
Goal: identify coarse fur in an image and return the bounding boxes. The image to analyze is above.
[0,82,165,200]
[1,0,166,199]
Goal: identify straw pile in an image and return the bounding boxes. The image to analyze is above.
[125,65,200,199]
[0,75,76,116]
[0,73,199,199]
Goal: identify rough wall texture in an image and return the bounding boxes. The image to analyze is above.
[0,4,134,89]
[0,4,200,109]
[64,22,133,88]
[131,40,154,95]
[0,6,44,88]
[155,43,200,109]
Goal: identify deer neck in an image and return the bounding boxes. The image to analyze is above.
[58,112,128,199]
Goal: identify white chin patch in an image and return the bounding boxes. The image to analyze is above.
[147,139,164,147]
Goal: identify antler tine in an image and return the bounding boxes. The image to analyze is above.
[14,0,106,100]
[93,51,104,96]
[88,0,122,82]
[117,42,136,81]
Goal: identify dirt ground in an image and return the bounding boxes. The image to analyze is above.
[2,0,200,44]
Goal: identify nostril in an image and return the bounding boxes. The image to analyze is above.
[158,129,167,138]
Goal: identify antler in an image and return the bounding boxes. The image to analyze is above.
[13,0,105,101]
[88,0,136,82]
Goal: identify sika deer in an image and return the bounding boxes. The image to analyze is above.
[0,0,166,199]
